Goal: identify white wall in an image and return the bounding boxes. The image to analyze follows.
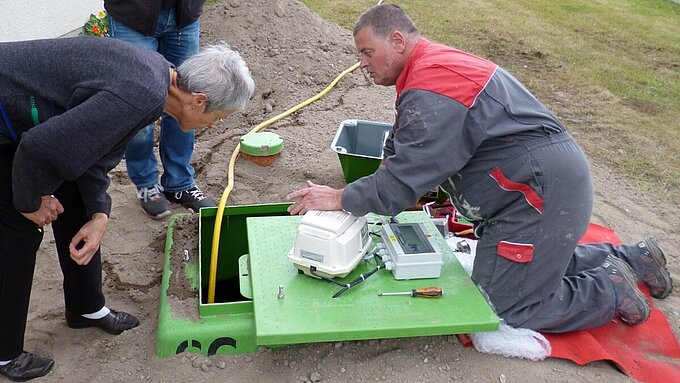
[0,1,104,42]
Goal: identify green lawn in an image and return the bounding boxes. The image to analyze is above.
[300,0,680,201]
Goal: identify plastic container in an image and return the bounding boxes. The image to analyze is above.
[240,132,284,167]
[380,222,444,280]
[330,119,392,183]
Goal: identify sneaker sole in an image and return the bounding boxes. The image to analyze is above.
[186,206,212,214]
[609,256,651,325]
[144,209,172,220]
[643,237,673,299]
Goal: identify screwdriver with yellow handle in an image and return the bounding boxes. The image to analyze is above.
[378,287,443,298]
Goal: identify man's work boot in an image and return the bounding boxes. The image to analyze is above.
[630,237,673,299]
[603,255,651,326]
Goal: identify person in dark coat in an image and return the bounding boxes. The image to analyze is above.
[0,36,254,381]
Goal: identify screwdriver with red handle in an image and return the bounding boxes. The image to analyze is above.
[378,287,443,298]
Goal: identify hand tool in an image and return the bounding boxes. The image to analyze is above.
[378,287,443,298]
[332,264,384,298]
[454,228,474,236]
[309,253,386,298]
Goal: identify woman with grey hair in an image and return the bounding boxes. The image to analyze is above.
[0,36,253,381]
[169,43,255,131]
[177,43,254,116]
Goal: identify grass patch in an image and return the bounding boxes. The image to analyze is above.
[300,0,680,201]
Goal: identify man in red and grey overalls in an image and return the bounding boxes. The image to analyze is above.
[286,4,672,332]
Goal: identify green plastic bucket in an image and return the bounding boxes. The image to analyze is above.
[330,119,392,183]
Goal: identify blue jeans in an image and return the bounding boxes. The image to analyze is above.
[108,9,199,192]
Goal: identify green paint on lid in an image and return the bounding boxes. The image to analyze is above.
[240,132,284,156]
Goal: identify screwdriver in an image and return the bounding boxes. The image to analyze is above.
[378,287,443,298]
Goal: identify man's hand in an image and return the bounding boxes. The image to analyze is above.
[286,180,343,215]
[21,195,64,227]
[69,213,109,265]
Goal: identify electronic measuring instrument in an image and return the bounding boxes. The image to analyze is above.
[378,222,444,279]
[289,211,444,281]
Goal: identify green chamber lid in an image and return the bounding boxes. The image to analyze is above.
[240,132,284,157]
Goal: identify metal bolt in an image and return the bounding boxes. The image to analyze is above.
[182,249,190,262]
[278,284,285,299]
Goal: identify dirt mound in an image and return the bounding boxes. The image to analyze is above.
[194,0,396,207]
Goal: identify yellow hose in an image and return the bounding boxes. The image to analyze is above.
[207,61,361,303]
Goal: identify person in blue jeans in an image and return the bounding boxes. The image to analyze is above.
[105,0,215,219]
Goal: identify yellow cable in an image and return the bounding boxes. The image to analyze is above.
[207,61,361,303]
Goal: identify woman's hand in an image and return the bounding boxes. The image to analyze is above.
[69,213,109,265]
[21,195,64,227]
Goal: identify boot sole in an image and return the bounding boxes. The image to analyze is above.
[608,256,651,325]
[644,237,673,299]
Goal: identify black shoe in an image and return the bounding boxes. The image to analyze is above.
[164,186,216,213]
[636,237,673,299]
[0,352,54,382]
[65,310,139,335]
[603,255,651,326]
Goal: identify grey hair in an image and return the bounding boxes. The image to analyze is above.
[177,43,255,112]
[353,3,420,38]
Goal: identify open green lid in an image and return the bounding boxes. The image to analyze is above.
[246,211,499,346]
[240,132,284,157]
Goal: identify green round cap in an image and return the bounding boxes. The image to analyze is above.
[240,132,284,156]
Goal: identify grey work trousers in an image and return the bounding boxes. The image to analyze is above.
[448,132,623,332]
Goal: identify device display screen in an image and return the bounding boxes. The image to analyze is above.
[391,223,434,254]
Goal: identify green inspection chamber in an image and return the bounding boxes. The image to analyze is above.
[156,204,499,357]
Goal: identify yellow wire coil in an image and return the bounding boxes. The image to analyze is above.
[207,61,361,303]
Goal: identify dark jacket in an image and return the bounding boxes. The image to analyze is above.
[104,0,205,36]
[0,37,170,216]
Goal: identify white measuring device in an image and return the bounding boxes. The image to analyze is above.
[289,210,444,281]
[379,222,443,280]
